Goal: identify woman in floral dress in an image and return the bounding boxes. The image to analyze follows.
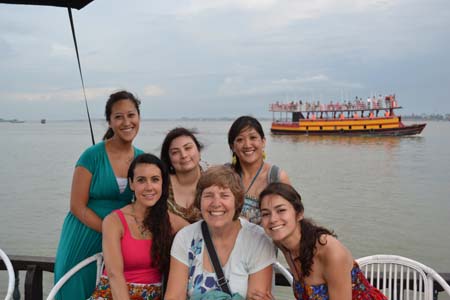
[259,183,387,300]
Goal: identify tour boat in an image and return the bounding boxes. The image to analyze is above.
[270,95,426,136]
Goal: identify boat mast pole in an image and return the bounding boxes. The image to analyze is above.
[68,7,95,145]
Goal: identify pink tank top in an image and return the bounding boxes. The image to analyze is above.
[106,210,162,284]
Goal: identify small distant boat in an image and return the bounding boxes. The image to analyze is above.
[270,95,426,136]
[9,119,25,124]
[41,119,46,124]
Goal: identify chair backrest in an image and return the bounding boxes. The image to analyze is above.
[0,248,15,300]
[273,261,293,287]
[357,254,450,300]
[46,252,103,300]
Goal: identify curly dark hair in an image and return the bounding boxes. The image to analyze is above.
[103,90,141,140]
[259,182,336,277]
[160,127,203,174]
[227,116,265,174]
[128,153,173,276]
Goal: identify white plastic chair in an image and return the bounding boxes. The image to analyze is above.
[46,252,103,300]
[357,254,450,300]
[273,261,294,286]
[0,248,15,300]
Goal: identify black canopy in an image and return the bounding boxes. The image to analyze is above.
[0,0,93,9]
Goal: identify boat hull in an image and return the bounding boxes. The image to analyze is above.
[271,122,426,136]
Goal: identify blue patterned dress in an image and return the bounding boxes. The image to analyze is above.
[293,263,387,300]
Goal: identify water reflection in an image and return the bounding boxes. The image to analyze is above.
[270,134,424,149]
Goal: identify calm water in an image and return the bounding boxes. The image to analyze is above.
[1,119,449,297]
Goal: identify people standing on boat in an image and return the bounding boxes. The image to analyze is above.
[259,183,388,300]
[165,166,276,300]
[227,116,290,224]
[54,90,144,300]
[385,95,391,108]
[88,153,187,300]
[160,127,203,223]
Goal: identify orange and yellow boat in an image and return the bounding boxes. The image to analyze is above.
[270,95,426,136]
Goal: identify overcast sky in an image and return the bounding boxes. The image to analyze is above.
[1,0,449,120]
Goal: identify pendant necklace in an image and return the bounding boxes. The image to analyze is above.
[288,250,303,281]
[243,162,265,194]
[131,204,151,238]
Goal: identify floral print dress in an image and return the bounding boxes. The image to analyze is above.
[293,263,387,300]
[187,237,222,297]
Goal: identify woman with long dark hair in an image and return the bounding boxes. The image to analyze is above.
[89,153,187,300]
[259,183,387,300]
[228,116,290,224]
[160,127,203,223]
[54,90,143,300]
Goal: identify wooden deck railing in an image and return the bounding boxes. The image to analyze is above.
[1,255,450,300]
[1,255,54,300]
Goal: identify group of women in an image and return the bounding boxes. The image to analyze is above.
[54,90,387,300]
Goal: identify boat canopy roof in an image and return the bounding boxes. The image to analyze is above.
[0,0,93,9]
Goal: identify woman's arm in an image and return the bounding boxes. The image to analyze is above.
[102,213,129,300]
[322,238,353,300]
[164,257,189,300]
[70,166,103,232]
[247,265,273,300]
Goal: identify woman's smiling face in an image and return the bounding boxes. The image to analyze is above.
[108,99,140,143]
[200,185,236,230]
[168,135,200,173]
[260,194,302,244]
[129,163,162,208]
[232,126,266,165]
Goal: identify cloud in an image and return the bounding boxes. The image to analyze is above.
[0,87,115,103]
[142,85,166,97]
[0,37,14,60]
[218,74,363,96]
[174,0,397,30]
[50,43,74,58]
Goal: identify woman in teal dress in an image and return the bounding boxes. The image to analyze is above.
[54,90,143,300]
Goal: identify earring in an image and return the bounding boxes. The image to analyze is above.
[262,150,266,160]
[169,165,175,173]
[231,153,237,166]
[199,158,207,171]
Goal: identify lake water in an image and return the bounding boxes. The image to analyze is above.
[1,119,449,297]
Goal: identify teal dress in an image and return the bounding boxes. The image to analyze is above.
[54,141,143,300]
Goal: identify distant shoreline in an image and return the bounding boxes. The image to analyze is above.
[2,114,449,122]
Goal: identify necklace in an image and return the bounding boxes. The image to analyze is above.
[288,250,303,280]
[242,162,265,194]
[131,204,151,238]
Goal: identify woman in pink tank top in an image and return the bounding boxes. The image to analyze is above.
[89,153,188,300]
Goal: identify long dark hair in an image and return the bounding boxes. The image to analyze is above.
[259,182,336,277]
[128,153,172,276]
[227,116,265,173]
[160,127,203,174]
[103,90,141,140]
